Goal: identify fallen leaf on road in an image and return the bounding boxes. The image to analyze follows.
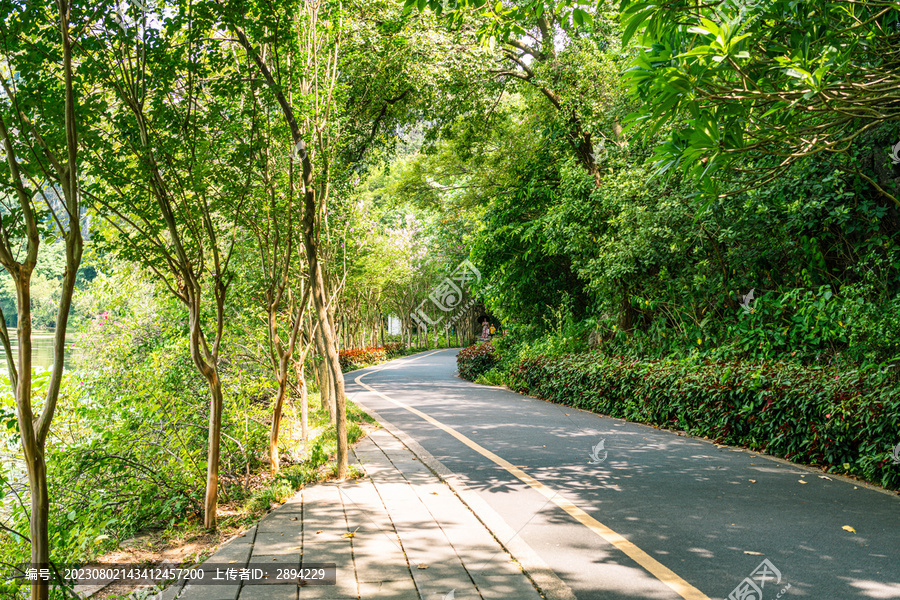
[842,526,856,533]
[316,530,322,534]
[417,564,429,569]
[798,480,808,484]
[229,561,238,564]
[430,492,438,495]
[744,551,764,556]
[819,476,832,481]
[749,480,757,483]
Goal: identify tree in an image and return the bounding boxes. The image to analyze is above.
[406,0,616,185]
[81,1,254,529]
[0,1,84,596]
[243,120,311,474]
[219,0,354,477]
[218,0,469,475]
[620,0,900,202]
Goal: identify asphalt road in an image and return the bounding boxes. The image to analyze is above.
[345,349,900,600]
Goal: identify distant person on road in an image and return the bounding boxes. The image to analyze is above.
[480,318,491,342]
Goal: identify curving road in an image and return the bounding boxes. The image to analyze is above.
[346,349,900,600]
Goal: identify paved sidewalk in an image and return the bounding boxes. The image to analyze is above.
[163,429,543,600]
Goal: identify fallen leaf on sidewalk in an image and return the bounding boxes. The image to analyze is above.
[798,480,808,484]
[417,564,429,569]
[842,525,857,533]
[749,480,757,483]
[287,546,302,551]
[290,517,298,521]
[743,551,764,556]
[316,530,323,534]
[342,532,355,539]
[430,492,438,495]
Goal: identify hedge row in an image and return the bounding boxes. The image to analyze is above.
[338,343,403,371]
[505,352,900,490]
[456,342,499,381]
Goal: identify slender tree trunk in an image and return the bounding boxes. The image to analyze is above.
[186,298,224,531]
[314,325,334,421]
[13,281,46,600]
[298,365,309,442]
[269,373,287,475]
[310,268,348,476]
[203,371,223,530]
[304,230,348,477]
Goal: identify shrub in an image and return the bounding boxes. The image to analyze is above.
[511,352,900,490]
[457,342,499,381]
[339,345,387,370]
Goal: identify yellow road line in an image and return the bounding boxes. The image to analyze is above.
[355,353,711,600]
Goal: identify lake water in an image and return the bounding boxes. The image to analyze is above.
[0,331,74,371]
[1,332,75,517]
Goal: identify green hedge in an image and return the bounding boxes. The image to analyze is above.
[457,342,499,381]
[510,352,900,490]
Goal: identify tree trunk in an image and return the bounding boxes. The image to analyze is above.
[314,325,334,421]
[269,373,287,475]
[298,364,309,442]
[618,283,638,333]
[13,279,47,600]
[309,265,349,478]
[202,370,223,530]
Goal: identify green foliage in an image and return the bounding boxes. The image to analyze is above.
[620,0,900,192]
[456,341,499,381]
[510,351,900,490]
[473,366,505,386]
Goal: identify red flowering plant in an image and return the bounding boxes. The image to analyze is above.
[456,342,499,381]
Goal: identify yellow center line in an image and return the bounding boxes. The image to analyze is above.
[355,351,711,600]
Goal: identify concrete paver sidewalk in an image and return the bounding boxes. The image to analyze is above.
[162,429,542,600]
